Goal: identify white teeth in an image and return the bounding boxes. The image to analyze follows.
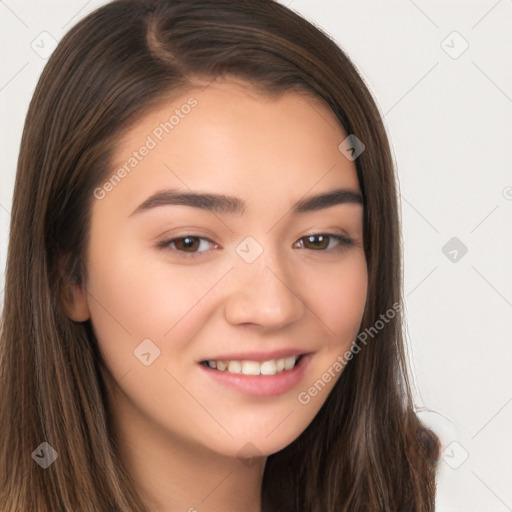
[204,356,300,375]
[284,355,296,370]
[260,360,277,375]
[241,361,260,375]
[216,361,227,371]
[228,361,241,373]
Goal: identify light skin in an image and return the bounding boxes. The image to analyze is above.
[65,77,368,512]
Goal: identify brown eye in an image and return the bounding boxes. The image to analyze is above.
[302,234,329,250]
[296,233,354,251]
[156,235,217,255]
[173,236,201,252]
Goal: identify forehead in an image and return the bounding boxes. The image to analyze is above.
[101,78,360,216]
[112,77,346,159]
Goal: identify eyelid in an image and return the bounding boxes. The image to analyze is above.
[156,231,355,258]
[156,235,219,258]
[294,232,355,250]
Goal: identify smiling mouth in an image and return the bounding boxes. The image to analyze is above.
[199,355,304,376]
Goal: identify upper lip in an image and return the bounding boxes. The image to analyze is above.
[199,348,311,362]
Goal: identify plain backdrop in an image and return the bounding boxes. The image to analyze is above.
[1,1,511,510]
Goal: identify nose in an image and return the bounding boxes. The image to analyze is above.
[223,250,306,330]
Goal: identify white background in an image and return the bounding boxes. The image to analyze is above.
[1,1,511,510]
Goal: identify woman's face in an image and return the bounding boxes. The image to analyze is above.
[69,78,367,459]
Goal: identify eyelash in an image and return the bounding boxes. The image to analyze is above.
[156,233,355,258]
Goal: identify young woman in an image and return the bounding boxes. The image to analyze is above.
[0,0,440,510]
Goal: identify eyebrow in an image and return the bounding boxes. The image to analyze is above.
[129,187,363,217]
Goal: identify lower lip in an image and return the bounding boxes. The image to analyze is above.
[198,354,313,397]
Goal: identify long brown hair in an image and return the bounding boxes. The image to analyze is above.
[0,0,440,510]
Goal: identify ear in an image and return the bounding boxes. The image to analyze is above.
[61,279,91,322]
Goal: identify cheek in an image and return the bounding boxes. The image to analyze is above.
[84,240,228,362]
[86,235,176,328]
[301,253,368,350]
